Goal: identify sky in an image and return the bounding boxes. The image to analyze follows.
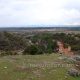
[0,0,80,27]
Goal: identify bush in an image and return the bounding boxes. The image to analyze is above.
[23,45,43,55]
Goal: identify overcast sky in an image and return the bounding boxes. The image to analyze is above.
[0,0,80,27]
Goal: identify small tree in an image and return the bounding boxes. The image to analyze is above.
[23,45,43,55]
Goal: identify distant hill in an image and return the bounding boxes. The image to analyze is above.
[0,26,80,31]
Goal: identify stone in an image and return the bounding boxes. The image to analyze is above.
[68,68,80,77]
[4,67,7,69]
[74,56,80,61]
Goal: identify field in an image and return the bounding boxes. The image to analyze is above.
[0,54,80,80]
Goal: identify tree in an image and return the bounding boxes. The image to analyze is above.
[23,45,43,55]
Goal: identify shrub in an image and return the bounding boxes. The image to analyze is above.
[23,45,43,55]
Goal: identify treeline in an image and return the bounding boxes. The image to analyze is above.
[0,32,80,55]
[20,32,80,55]
[52,33,80,52]
[0,32,26,51]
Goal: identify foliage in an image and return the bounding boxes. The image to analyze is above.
[0,31,80,55]
[23,45,43,55]
[0,32,26,51]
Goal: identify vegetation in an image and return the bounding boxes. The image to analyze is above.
[0,30,80,80]
[0,54,80,80]
[0,31,80,55]
[23,45,43,55]
[0,31,26,51]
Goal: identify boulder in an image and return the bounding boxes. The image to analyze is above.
[74,56,80,61]
[68,68,80,77]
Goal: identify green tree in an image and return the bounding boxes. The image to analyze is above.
[23,45,43,55]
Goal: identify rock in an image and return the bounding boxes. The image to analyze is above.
[64,76,68,79]
[4,67,7,69]
[67,57,76,63]
[74,56,80,61]
[68,68,80,77]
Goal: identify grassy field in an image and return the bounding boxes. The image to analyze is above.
[0,53,80,80]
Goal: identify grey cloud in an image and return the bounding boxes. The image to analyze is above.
[0,0,80,27]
